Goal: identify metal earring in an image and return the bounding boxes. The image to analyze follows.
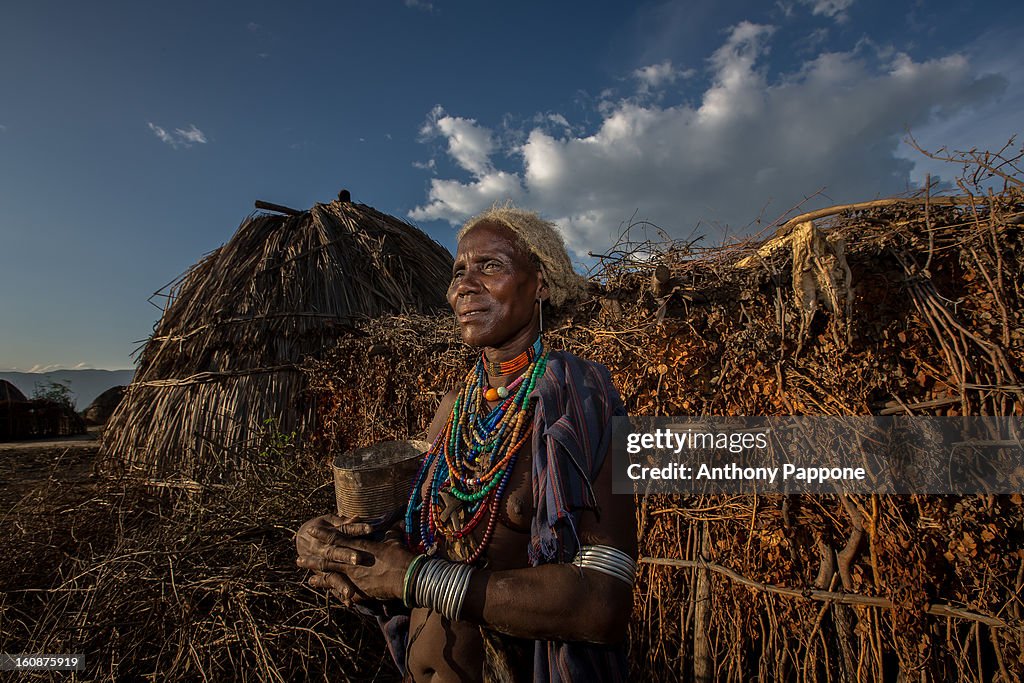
[538,298,544,333]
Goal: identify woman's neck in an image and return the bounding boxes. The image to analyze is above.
[482,334,541,388]
[482,327,540,366]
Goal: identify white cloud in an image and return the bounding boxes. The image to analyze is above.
[148,122,173,145]
[176,124,207,144]
[798,0,855,22]
[633,60,694,92]
[409,22,1006,255]
[801,27,830,53]
[895,27,1024,187]
[26,363,91,373]
[409,172,524,224]
[419,106,496,175]
[547,113,571,128]
[148,122,209,149]
[0,123,7,132]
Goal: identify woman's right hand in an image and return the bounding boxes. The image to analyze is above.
[295,514,374,607]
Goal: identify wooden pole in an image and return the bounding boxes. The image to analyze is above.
[693,523,713,683]
[254,200,302,216]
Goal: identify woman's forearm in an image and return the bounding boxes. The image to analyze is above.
[456,562,633,644]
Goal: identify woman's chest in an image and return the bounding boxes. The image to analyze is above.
[420,439,536,568]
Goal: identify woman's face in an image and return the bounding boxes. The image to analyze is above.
[448,221,545,350]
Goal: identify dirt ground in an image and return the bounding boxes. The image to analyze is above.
[0,428,100,510]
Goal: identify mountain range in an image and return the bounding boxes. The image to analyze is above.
[0,369,135,410]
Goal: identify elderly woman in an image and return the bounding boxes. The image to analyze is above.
[296,206,636,682]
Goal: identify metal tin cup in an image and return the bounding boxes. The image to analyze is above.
[332,439,429,525]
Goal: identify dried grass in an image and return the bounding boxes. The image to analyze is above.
[0,444,398,682]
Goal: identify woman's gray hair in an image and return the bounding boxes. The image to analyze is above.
[458,205,587,314]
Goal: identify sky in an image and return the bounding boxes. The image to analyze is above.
[1,0,1021,372]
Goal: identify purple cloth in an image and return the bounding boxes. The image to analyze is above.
[527,351,630,682]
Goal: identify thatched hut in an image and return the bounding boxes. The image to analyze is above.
[83,385,126,426]
[101,193,453,481]
[0,380,27,403]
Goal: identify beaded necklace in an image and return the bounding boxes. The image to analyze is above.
[406,338,548,563]
[482,338,541,401]
[483,337,540,376]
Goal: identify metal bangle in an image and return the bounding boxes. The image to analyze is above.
[409,558,475,621]
[421,559,449,613]
[576,547,637,576]
[414,559,443,609]
[577,548,630,581]
[450,564,474,621]
[438,562,458,617]
[576,546,638,573]
[572,545,637,586]
[440,562,465,621]
[575,555,635,582]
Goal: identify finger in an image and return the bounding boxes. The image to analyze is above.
[326,516,373,537]
[297,553,365,574]
[318,571,367,604]
[329,537,384,556]
[324,544,372,566]
[298,555,335,573]
[309,525,373,546]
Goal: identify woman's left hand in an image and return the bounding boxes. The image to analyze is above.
[297,526,416,603]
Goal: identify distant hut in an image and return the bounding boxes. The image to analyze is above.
[83,385,126,426]
[1,380,86,441]
[101,192,453,481]
[0,380,28,441]
[0,380,27,403]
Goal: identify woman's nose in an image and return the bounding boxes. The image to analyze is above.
[453,270,481,296]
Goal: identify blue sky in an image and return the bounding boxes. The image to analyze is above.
[1,0,1021,371]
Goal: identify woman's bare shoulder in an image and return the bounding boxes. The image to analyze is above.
[425,388,459,443]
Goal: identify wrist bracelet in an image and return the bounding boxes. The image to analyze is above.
[402,554,428,609]
[409,558,475,621]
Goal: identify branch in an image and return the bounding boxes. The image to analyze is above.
[639,556,1012,629]
[905,132,1024,189]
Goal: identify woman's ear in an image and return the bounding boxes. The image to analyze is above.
[535,270,549,302]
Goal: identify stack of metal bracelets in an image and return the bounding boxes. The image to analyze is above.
[571,545,637,585]
[403,555,475,621]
